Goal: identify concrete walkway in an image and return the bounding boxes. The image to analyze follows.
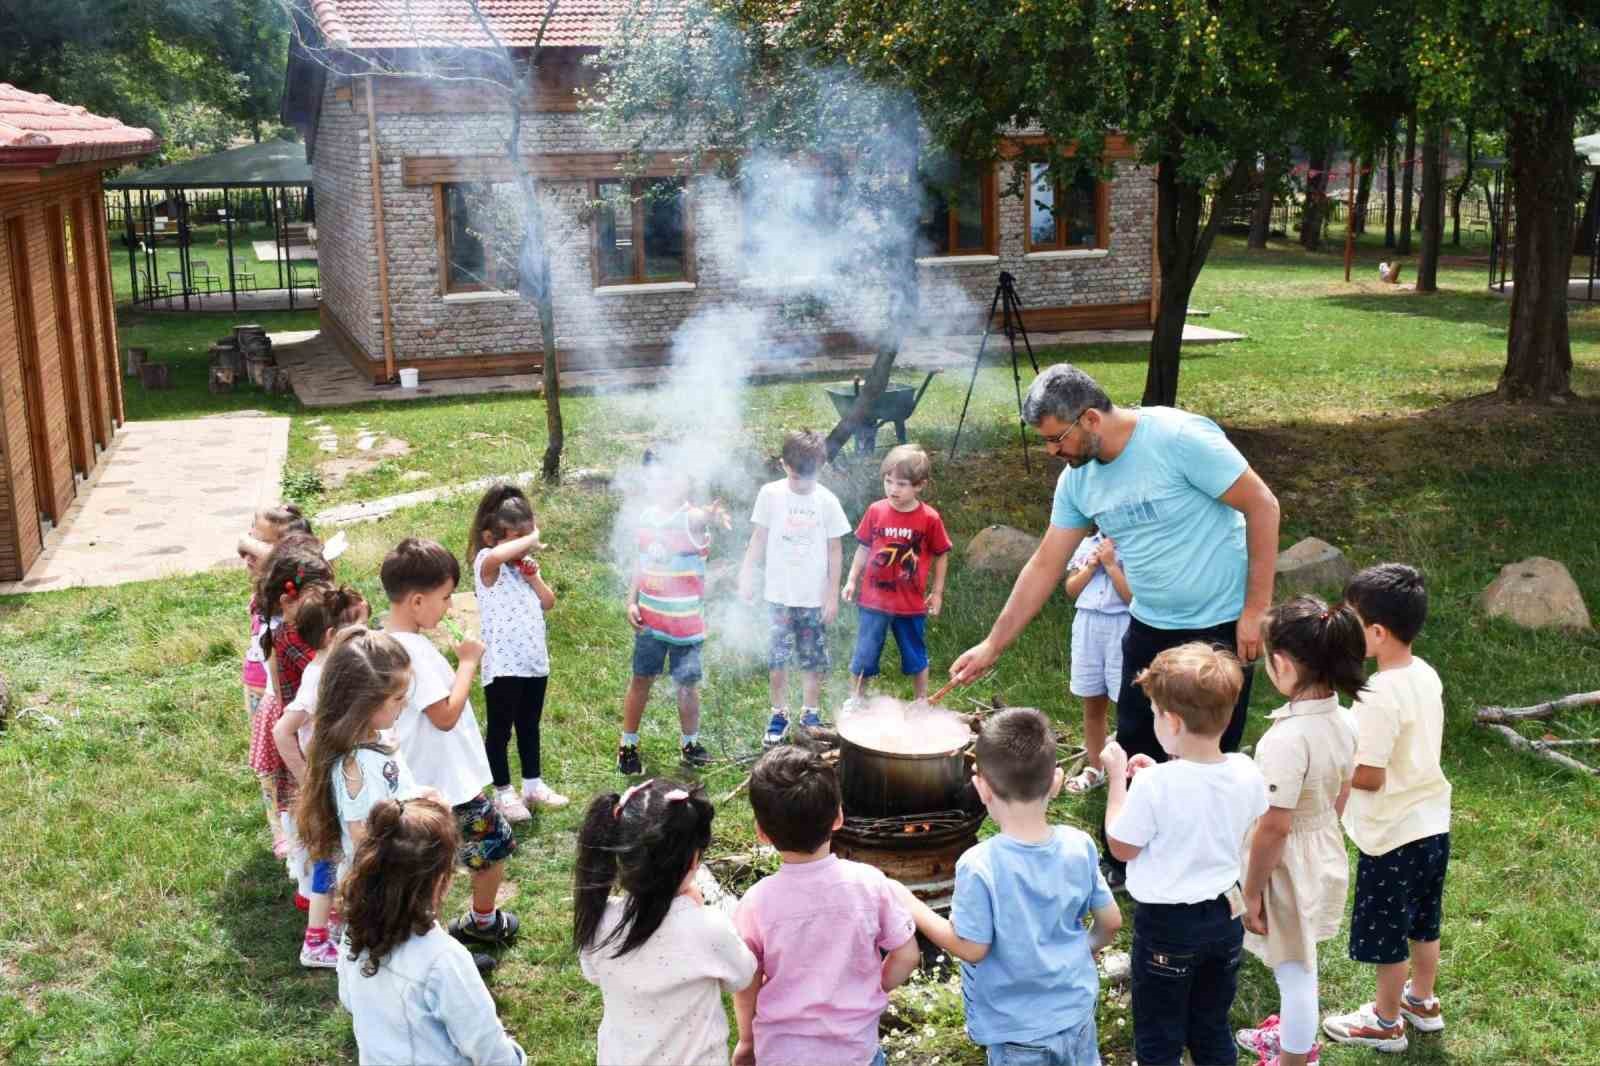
[0,413,290,595]
[280,323,1244,409]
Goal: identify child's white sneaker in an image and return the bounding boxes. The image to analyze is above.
[495,788,532,823]
[524,780,569,809]
[300,938,339,969]
[1323,1003,1407,1052]
[1400,981,1444,1032]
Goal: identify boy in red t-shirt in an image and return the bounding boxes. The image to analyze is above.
[841,444,953,702]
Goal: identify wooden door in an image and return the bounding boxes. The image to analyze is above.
[45,205,90,476]
[5,216,58,526]
[69,198,108,449]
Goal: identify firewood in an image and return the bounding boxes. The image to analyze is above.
[1475,691,1600,724]
[1482,724,1599,776]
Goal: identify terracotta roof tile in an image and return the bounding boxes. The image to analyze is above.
[306,0,667,50]
[0,84,159,168]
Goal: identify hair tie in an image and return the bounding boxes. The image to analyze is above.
[1320,606,1333,621]
[614,779,654,819]
[663,788,690,804]
[283,578,298,598]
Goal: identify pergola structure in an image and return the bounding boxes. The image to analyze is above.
[1485,133,1600,300]
[104,140,317,311]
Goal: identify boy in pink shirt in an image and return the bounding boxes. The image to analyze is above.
[734,747,921,1066]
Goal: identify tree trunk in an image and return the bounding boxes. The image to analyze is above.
[1247,154,1282,249]
[1354,152,1374,235]
[824,346,900,460]
[1451,118,1475,246]
[1299,150,1330,251]
[1384,133,1397,248]
[1399,113,1416,254]
[1417,124,1444,292]
[1145,158,1251,406]
[1500,98,1577,400]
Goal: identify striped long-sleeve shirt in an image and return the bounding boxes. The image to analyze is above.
[636,504,710,644]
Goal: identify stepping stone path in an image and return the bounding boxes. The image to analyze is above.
[313,426,413,487]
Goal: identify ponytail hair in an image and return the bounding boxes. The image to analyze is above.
[294,627,412,862]
[1262,595,1369,702]
[467,482,536,567]
[291,583,367,650]
[340,797,459,977]
[254,534,335,655]
[573,779,715,959]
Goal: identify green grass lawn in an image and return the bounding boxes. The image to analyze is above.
[108,221,320,305]
[5,233,1598,1065]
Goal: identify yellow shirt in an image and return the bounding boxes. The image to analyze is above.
[1341,656,1452,856]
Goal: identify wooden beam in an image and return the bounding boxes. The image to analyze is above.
[365,77,397,383]
[402,152,713,187]
[1000,133,1139,162]
[0,170,43,184]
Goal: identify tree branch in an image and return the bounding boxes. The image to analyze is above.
[1481,724,1599,776]
[1475,691,1600,724]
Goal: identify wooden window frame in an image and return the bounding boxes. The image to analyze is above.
[589,177,694,287]
[1024,163,1112,253]
[923,164,998,257]
[4,216,58,524]
[434,182,518,295]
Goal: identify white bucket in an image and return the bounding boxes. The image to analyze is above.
[398,367,419,389]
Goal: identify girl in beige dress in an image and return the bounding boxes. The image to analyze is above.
[1237,596,1364,1066]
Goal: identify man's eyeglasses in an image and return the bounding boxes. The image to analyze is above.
[1040,412,1083,446]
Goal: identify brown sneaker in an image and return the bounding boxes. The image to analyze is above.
[1400,981,1444,1033]
[1323,1003,1407,1052]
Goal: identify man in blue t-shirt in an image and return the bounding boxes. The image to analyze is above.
[951,364,1280,867]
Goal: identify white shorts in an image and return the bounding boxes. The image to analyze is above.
[1069,609,1131,701]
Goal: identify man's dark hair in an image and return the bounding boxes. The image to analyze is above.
[748,746,840,852]
[1020,363,1112,427]
[380,537,461,602]
[1344,563,1428,645]
[975,707,1058,802]
[780,430,828,478]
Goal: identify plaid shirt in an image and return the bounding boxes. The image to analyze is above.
[274,621,317,703]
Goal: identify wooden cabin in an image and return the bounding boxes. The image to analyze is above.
[0,84,157,582]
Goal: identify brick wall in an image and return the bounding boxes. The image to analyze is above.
[315,75,1153,367]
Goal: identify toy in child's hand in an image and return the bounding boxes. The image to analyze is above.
[1126,753,1156,778]
[514,557,540,580]
[441,616,466,643]
[322,530,349,561]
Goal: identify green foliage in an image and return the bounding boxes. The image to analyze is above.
[278,466,324,504]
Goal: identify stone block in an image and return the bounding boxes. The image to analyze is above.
[1274,537,1355,597]
[1479,557,1593,630]
[965,525,1041,577]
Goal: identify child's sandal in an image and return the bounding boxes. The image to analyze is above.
[1065,765,1107,794]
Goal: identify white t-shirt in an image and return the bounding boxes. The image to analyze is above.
[286,656,324,752]
[333,744,418,860]
[749,480,851,608]
[580,894,758,1066]
[473,547,550,684]
[1342,656,1452,856]
[390,630,492,808]
[1110,753,1269,904]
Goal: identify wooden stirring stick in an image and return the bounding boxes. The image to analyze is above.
[927,675,963,706]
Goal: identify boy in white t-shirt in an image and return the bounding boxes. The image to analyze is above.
[1323,564,1451,1053]
[380,538,520,955]
[738,430,852,746]
[1102,642,1268,1066]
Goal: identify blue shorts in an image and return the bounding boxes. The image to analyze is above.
[310,859,336,895]
[632,631,703,686]
[453,791,517,871]
[985,1018,1100,1066]
[850,607,928,677]
[1349,832,1449,964]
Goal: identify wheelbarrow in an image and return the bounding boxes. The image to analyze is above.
[824,371,940,454]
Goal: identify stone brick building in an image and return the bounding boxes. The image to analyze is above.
[283,1,1155,383]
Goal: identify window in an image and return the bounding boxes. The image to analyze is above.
[918,160,996,256]
[593,178,689,285]
[1026,163,1104,251]
[439,182,523,294]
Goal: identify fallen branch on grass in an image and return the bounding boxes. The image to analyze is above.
[1475,691,1600,776]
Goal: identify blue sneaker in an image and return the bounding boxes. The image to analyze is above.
[799,708,823,730]
[763,710,789,747]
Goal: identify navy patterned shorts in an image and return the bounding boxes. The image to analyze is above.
[453,790,517,871]
[766,604,831,672]
[1349,832,1450,964]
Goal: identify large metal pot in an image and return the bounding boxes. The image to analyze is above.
[838,732,975,818]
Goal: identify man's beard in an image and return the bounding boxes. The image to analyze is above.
[1065,432,1103,468]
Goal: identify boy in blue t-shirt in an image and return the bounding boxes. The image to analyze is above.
[891,708,1122,1065]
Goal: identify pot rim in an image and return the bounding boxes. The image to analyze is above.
[836,731,973,761]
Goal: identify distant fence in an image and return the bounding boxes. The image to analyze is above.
[104,186,311,228]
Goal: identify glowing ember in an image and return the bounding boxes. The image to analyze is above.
[837,695,972,755]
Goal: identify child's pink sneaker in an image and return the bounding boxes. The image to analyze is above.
[299,937,339,969]
[1236,1016,1320,1063]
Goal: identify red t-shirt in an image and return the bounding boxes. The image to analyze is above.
[854,500,952,616]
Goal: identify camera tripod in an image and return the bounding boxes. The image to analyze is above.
[949,271,1041,471]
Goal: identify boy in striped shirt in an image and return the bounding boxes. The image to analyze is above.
[619,446,730,775]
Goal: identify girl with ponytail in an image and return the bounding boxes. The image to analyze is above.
[336,797,527,1065]
[574,779,756,1066]
[1236,596,1365,1066]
